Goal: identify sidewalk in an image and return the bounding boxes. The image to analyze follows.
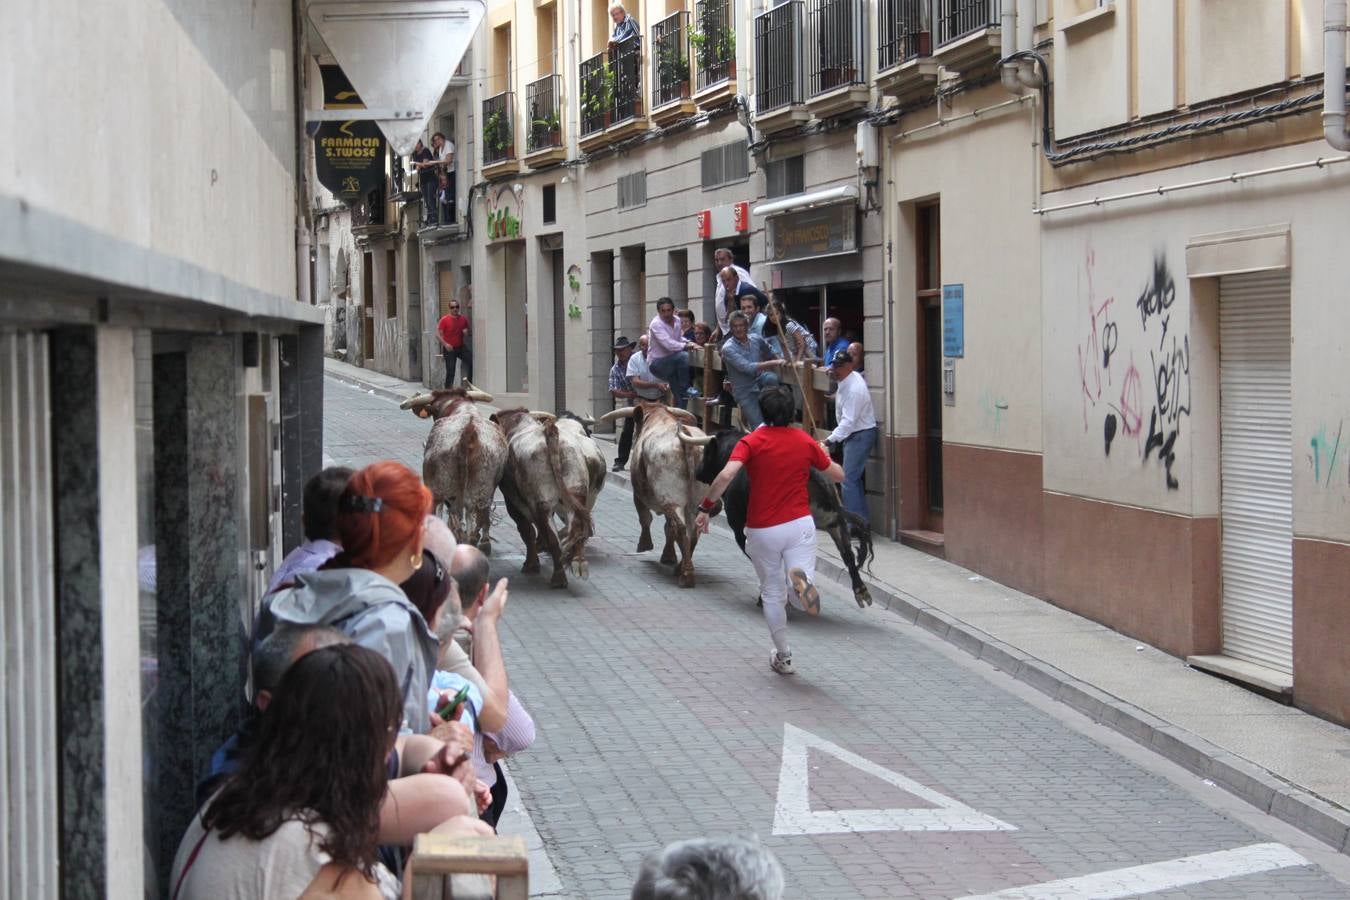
[595,432,1350,856]
[319,357,1350,856]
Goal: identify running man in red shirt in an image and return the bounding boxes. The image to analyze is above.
[695,386,845,674]
[437,299,471,388]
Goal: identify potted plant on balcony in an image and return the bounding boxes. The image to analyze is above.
[483,109,512,162]
[580,68,613,132]
[657,38,690,101]
[529,107,561,151]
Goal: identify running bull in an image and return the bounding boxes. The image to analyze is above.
[491,408,604,588]
[689,427,874,607]
[599,400,709,588]
[400,384,507,553]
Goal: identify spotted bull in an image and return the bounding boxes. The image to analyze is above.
[492,408,599,588]
[400,384,507,553]
[599,399,708,587]
[691,427,874,607]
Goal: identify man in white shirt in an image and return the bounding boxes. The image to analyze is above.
[627,334,668,401]
[432,131,456,224]
[712,248,755,337]
[823,349,877,529]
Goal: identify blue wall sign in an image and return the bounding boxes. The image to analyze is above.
[942,284,965,358]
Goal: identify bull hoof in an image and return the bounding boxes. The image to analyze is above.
[855,587,873,608]
[549,571,568,589]
[571,560,590,580]
[677,571,696,589]
[659,549,677,566]
[636,535,654,553]
[478,539,493,556]
[756,595,764,607]
[521,558,541,575]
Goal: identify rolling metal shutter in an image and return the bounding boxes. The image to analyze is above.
[1218,271,1293,674]
[0,331,59,898]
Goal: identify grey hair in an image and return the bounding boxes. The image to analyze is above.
[253,624,349,696]
[631,836,784,900]
[728,311,748,326]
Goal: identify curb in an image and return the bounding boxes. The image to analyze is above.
[324,360,420,405]
[602,462,1350,855]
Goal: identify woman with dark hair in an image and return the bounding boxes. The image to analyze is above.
[765,300,819,363]
[261,461,442,733]
[170,644,404,898]
[695,385,844,675]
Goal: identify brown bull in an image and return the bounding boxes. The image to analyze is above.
[400,384,507,552]
[599,399,708,587]
[491,408,597,588]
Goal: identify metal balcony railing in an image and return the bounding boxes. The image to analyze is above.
[693,0,735,91]
[808,0,865,96]
[579,51,609,136]
[482,91,515,165]
[611,34,643,124]
[754,1,804,113]
[935,0,997,47]
[526,74,563,153]
[652,11,691,107]
[878,0,930,70]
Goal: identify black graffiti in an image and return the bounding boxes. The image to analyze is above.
[1104,414,1118,456]
[1101,321,1118,369]
[1143,408,1181,490]
[1136,257,1176,349]
[1151,334,1191,425]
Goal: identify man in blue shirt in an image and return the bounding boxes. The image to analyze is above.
[822,317,849,362]
[720,311,785,429]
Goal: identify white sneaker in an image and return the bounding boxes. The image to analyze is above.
[789,568,821,616]
[770,649,794,675]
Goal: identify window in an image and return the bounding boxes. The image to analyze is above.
[700,140,750,190]
[543,184,557,223]
[764,155,805,198]
[386,249,397,319]
[617,171,648,210]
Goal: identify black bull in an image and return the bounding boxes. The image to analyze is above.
[695,429,874,608]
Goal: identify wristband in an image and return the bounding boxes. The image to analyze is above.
[698,497,717,513]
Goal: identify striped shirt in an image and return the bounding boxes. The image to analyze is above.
[474,691,536,786]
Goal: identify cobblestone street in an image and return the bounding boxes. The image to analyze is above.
[326,378,1350,899]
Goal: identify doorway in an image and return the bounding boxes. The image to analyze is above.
[915,203,943,532]
[362,251,375,362]
[503,243,528,393]
[551,248,567,412]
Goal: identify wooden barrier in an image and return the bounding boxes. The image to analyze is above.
[408,834,528,900]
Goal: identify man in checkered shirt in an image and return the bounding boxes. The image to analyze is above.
[609,335,640,471]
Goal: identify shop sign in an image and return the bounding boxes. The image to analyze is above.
[313,65,387,204]
[766,202,858,263]
[942,283,964,357]
[733,201,750,233]
[486,185,522,241]
[696,209,712,238]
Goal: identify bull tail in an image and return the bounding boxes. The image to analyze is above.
[838,507,875,573]
[457,423,480,532]
[543,422,592,541]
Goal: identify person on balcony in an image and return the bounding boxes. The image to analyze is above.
[432,132,456,224]
[609,2,640,44]
[609,3,641,116]
[411,139,436,226]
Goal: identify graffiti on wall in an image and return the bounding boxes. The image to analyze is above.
[1077,248,1190,490]
[1309,421,1348,488]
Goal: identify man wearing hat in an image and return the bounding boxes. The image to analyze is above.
[609,335,641,472]
[823,349,877,529]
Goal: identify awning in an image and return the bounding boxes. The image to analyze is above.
[752,184,858,217]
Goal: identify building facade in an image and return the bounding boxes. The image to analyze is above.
[1,1,327,895]
[449,0,1349,726]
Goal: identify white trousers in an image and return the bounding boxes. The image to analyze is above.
[744,514,817,655]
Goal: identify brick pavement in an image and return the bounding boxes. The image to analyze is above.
[325,378,1350,899]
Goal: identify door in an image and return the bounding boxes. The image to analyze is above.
[362,251,375,361]
[915,203,943,531]
[551,249,567,412]
[1218,270,1293,674]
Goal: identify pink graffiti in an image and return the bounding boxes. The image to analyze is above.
[1076,248,1118,431]
[1116,357,1144,452]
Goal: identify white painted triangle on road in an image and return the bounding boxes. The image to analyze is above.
[308,0,486,156]
[772,724,1018,836]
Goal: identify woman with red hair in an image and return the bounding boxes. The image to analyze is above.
[261,461,443,733]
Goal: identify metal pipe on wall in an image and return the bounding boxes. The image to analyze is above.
[1326,0,1349,150]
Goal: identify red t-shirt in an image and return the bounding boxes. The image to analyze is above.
[438,314,469,348]
[729,426,831,528]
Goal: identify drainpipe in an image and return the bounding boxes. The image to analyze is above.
[1000,0,1022,93]
[293,0,314,305]
[1016,0,1041,87]
[1327,0,1350,150]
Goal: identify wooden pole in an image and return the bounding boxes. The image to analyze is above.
[767,310,819,434]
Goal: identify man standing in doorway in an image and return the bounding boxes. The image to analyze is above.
[712,248,755,337]
[647,297,699,408]
[823,349,877,530]
[721,311,784,430]
[437,299,471,388]
[609,336,640,472]
[821,318,849,362]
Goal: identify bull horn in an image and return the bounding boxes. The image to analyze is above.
[678,426,714,446]
[529,410,557,422]
[466,390,494,403]
[666,407,697,422]
[598,408,636,423]
[399,392,435,410]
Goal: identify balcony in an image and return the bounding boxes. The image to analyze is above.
[579,38,647,152]
[579,51,609,147]
[482,91,519,178]
[933,0,1001,73]
[693,0,736,107]
[754,2,808,133]
[651,11,695,124]
[806,0,869,117]
[876,0,937,99]
[525,74,565,167]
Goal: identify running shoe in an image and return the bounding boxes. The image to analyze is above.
[770,649,794,675]
[789,568,821,616]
